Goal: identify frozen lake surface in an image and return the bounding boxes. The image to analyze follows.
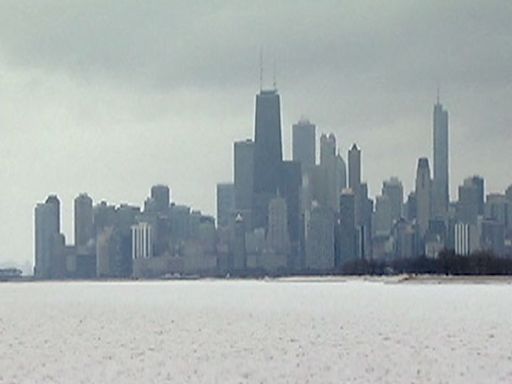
[0,279,511,383]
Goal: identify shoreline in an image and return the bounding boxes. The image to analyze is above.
[2,274,512,285]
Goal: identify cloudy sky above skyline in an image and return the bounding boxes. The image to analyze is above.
[0,1,511,268]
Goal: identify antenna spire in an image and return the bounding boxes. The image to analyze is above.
[272,58,277,90]
[259,47,263,91]
[436,84,440,104]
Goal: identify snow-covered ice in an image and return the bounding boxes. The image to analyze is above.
[0,280,511,383]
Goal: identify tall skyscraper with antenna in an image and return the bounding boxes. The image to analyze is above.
[252,86,283,230]
[432,91,449,218]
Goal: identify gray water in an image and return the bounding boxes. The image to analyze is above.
[0,280,511,383]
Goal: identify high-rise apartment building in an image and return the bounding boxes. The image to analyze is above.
[74,193,94,249]
[131,222,153,260]
[34,195,61,278]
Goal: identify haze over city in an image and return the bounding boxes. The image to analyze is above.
[0,1,511,269]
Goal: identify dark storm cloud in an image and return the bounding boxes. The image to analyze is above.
[0,1,510,268]
[1,1,510,90]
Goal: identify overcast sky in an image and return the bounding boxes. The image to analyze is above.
[0,1,511,269]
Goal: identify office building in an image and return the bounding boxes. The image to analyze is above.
[292,118,315,175]
[305,202,335,271]
[266,196,290,256]
[337,189,357,265]
[234,139,254,223]
[457,177,483,225]
[432,98,449,218]
[382,177,404,224]
[252,89,283,230]
[348,144,361,193]
[216,183,235,229]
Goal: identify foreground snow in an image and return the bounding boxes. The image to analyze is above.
[0,280,511,383]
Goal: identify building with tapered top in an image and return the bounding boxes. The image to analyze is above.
[252,89,283,230]
[432,98,449,218]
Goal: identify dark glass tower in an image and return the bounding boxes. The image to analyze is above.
[252,89,283,229]
[432,99,449,218]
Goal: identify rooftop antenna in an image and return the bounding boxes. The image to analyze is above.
[436,84,440,104]
[259,47,263,91]
[272,57,277,90]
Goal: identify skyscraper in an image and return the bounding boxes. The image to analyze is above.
[292,118,315,175]
[34,195,61,278]
[252,89,283,229]
[356,182,373,259]
[231,213,247,271]
[335,153,347,195]
[150,184,170,215]
[382,177,404,224]
[305,202,335,271]
[469,175,485,215]
[337,189,356,265]
[348,144,361,193]
[216,183,235,229]
[374,194,392,235]
[280,161,302,265]
[45,195,61,233]
[74,193,94,249]
[415,158,432,238]
[266,196,291,256]
[320,133,338,211]
[234,139,254,225]
[432,98,449,218]
[457,177,483,225]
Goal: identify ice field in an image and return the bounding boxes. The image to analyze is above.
[0,279,511,383]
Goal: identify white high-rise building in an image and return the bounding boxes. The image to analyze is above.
[454,223,478,256]
[131,222,153,260]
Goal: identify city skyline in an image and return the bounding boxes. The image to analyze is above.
[30,84,512,278]
[6,83,512,272]
[0,1,511,269]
